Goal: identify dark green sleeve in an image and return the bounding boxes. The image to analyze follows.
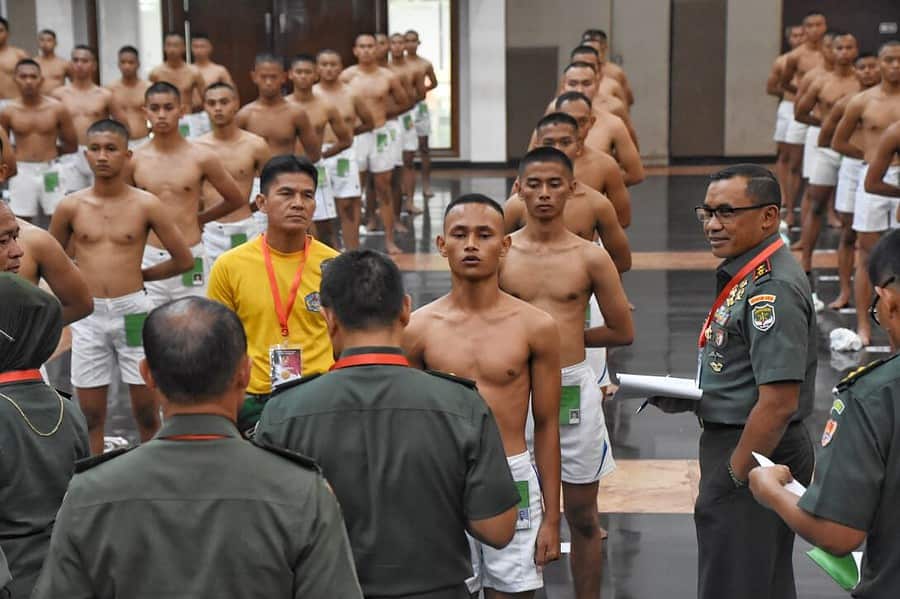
[30,488,95,599]
[463,394,521,520]
[292,478,363,599]
[745,279,811,384]
[798,389,888,531]
[255,401,287,447]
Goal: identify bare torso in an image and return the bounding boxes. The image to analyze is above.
[35,55,68,93]
[0,45,28,99]
[52,84,111,144]
[790,45,824,92]
[195,61,230,89]
[856,87,900,163]
[343,65,392,127]
[405,55,434,102]
[774,54,795,102]
[236,99,304,155]
[314,83,359,144]
[17,220,51,284]
[816,72,861,122]
[1,97,65,161]
[150,62,202,113]
[195,129,267,222]
[107,78,151,139]
[287,94,329,151]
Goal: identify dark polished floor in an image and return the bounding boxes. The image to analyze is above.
[45,169,888,598]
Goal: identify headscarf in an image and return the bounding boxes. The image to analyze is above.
[0,273,63,372]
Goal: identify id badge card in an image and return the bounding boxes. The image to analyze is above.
[270,343,302,388]
[403,114,413,130]
[123,312,148,347]
[181,257,205,287]
[560,385,581,425]
[230,233,248,248]
[316,165,328,188]
[43,169,60,193]
[179,123,190,138]
[515,480,531,530]
[336,157,350,177]
[376,132,389,152]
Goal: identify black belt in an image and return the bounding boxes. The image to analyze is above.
[699,418,804,431]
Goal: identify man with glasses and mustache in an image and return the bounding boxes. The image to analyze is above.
[651,164,817,599]
[750,229,900,599]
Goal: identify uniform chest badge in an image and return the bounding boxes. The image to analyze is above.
[708,351,725,373]
[713,328,727,347]
[821,418,837,447]
[714,304,730,326]
[751,303,775,332]
[305,291,322,312]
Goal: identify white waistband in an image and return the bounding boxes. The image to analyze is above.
[561,359,592,378]
[91,289,148,312]
[506,450,532,469]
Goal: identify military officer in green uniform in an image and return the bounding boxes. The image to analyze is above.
[651,165,817,599]
[32,297,363,599]
[750,229,900,599]
[256,249,520,599]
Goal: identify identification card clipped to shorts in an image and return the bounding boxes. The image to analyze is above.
[336,157,350,177]
[181,257,205,287]
[515,480,531,530]
[403,114,413,130]
[417,102,428,116]
[560,385,581,425]
[43,169,60,193]
[376,132,389,153]
[123,312,148,348]
[230,233,248,248]
[269,343,302,388]
[179,123,190,138]
[316,165,328,188]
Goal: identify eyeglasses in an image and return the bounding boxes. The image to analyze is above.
[694,203,779,224]
[869,276,896,326]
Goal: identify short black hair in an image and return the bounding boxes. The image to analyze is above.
[317,48,341,61]
[405,29,420,39]
[555,91,592,110]
[443,193,504,220]
[571,45,600,59]
[355,33,376,45]
[191,32,211,42]
[87,118,129,142]
[255,53,284,69]
[803,10,826,20]
[564,61,597,74]
[145,81,180,101]
[880,40,900,55]
[72,44,96,59]
[15,58,41,73]
[320,249,405,331]
[536,112,579,135]
[582,29,608,41]
[260,154,318,195]
[708,164,781,208]
[868,230,900,288]
[38,29,56,39]
[518,146,574,178]
[204,81,236,97]
[143,298,247,404]
[0,17,9,31]
[118,45,139,58]
[291,53,317,67]
[165,31,186,41]
[856,52,877,62]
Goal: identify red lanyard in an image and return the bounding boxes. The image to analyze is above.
[330,353,410,370]
[0,369,43,384]
[261,234,312,338]
[698,238,784,348]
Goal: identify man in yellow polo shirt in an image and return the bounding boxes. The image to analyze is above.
[208,154,339,435]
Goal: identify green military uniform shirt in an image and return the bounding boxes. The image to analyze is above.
[698,233,816,424]
[0,380,89,598]
[31,413,363,599]
[256,346,520,599]
[798,353,900,598]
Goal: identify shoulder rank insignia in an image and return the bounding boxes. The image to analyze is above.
[425,369,478,389]
[271,372,322,396]
[252,440,322,473]
[837,357,887,391]
[753,259,772,283]
[74,447,132,473]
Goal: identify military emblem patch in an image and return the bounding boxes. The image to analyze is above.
[714,328,727,347]
[830,398,845,416]
[751,303,775,332]
[304,291,322,312]
[753,260,772,282]
[708,351,725,373]
[821,418,837,447]
[749,294,776,306]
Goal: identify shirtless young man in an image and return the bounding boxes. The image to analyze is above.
[552,92,631,227]
[556,62,633,140]
[0,59,77,221]
[341,34,410,254]
[35,29,69,94]
[289,54,353,248]
[832,41,900,345]
[50,119,192,453]
[314,49,375,250]
[375,33,390,67]
[107,46,152,148]
[566,46,628,110]
[388,33,424,215]
[130,82,244,306]
[149,32,208,138]
[780,11,827,226]
[767,25,806,209]
[794,33,860,294]
[499,146,633,599]
[52,45,111,193]
[0,18,28,104]
[403,30,439,199]
[816,53,880,309]
[581,29,634,106]
[190,33,237,103]
[404,194,562,598]
[197,82,271,263]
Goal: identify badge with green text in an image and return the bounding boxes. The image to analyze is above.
[182,257,205,287]
[124,312,148,348]
[560,385,581,425]
[515,480,531,530]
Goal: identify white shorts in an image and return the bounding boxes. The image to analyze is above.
[802,126,821,180]
[414,101,431,137]
[784,117,808,145]
[354,125,395,174]
[313,161,337,221]
[324,146,362,199]
[388,118,403,168]
[810,146,841,187]
[773,100,793,143]
[128,136,150,150]
[400,109,419,152]
[249,177,269,231]
[835,157,864,214]
[586,295,611,387]
[202,215,259,263]
[60,146,93,193]
[8,160,65,217]
[465,451,543,594]
[70,290,153,388]
[141,242,209,306]
[179,112,211,138]
[526,360,616,484]
[853,164,900,233]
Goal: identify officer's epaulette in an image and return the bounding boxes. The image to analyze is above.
[753,259,772,283]
[837,357,889,391]
[271,372,323,396]
[425,369,478,389]
[74,447,131,473]
[252,440,322,474]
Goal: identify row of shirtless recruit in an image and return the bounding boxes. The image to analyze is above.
[0,18,647,598]
[766,11,900,346]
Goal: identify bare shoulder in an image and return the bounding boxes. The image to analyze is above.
[412,294,450,320]
[194,131,215,147]
[505,292,556,335]
[130,185,164,209]
[582,236,614,266]
[18,218,57,249]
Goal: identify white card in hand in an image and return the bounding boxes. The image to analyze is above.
[752,452,807,497]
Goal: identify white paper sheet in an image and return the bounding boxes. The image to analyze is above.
[617,374,703,400]
[752,451,808,497]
